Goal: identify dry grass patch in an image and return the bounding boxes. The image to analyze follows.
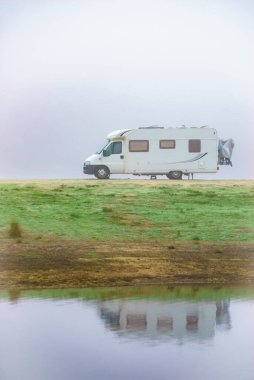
[0,238,254,289]
[8,222,22,239]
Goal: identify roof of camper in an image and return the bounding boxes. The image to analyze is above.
[107,129,132,139]
[107,126,215,139]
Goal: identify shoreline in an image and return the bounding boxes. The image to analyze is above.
[1,239,254,290]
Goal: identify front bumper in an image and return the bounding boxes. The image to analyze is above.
[83,163,96,175]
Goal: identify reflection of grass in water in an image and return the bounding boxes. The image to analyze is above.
[0,181,253,242]
[1,285,254,302]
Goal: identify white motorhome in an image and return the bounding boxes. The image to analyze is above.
[83,126,234,179]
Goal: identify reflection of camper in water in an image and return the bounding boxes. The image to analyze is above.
[216,301,231,329]
[99,300,231,342]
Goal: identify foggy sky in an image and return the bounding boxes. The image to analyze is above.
[0,0,253,179]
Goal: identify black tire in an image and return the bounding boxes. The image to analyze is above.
[94,166,110,179]
[166,171,182,180]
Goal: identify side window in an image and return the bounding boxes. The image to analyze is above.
[160,140,175,149]
[129,140,149,152]
[189,139,201,153]
[103,143,113,156]
[112,142,122,154]
[103,144,112,157]
[103,141,122,156]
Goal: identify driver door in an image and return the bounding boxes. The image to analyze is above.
[103,141,125,173]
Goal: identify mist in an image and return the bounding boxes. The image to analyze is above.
[0,0,253,179]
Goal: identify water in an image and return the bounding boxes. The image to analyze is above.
[0,286,254,380]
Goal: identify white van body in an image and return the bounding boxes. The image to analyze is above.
[83,126,233,179]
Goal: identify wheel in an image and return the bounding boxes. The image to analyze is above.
[94,166,110,179]
[166,171,182,180]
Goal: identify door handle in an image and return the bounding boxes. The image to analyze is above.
[120,155,124,159]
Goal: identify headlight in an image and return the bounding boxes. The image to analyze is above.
[85,161,91,166]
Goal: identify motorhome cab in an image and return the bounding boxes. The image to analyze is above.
[83,126,234,179]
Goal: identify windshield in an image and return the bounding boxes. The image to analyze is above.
[96,140,110,154]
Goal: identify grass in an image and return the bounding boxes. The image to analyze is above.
[0,180,253,243]
[1,284,254,302]
[0,180,254,289]
[8,221,22,239]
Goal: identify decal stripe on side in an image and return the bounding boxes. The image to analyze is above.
[168,152,208,164]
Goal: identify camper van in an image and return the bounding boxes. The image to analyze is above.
[83,126,234,179]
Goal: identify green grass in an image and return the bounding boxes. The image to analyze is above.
[0,180,254,242]
[1,284,254,302]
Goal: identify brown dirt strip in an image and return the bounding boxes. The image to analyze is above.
[0,239,253,289]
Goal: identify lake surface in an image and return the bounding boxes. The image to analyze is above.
[0,285,254,380]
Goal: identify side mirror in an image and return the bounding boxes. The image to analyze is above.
[103,149,109,157]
